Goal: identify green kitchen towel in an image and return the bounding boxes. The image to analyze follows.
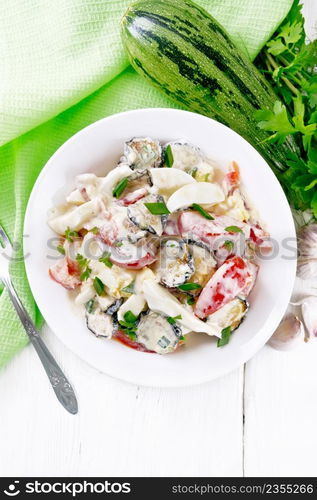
[0,0,293,368]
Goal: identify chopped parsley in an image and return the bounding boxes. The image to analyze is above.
[76,253,92,281]
[224,240,234,252]
[144,202,170,215]
[225,225,243,233]
[112,177,129,198]
[121,281,135,294]
[167,315,182,325]
[118,310,139,339]
[93,277,105,296]
[89,227,99,235]
[191,203,214,220]
[217,326,232,347]
[85,299,95,314]
[65,227,79,242]
[165,144,174,167]
[191,167,197,178]
[99,251,113,268]
[57,244,65,255]
[178,282,202,291]
[123,311,138,323]
[187,296,195,305]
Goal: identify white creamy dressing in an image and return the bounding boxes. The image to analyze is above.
[213,189,250,222]
[48,198,101,234]
[142,279,220,337]
[66,189,86,205]
[90,261,134,299]
[117,267,155,321]
[49,166,133,235]
[48,138,265,353]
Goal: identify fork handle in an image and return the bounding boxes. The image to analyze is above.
[3,276,78,415]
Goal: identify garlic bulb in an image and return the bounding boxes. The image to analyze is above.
[268,314,305,351]
[292,296,317,339]
[297,224,317,279]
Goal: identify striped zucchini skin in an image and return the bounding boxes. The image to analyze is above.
[121,0,299,176]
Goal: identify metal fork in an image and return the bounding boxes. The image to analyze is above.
[0,224,78,414]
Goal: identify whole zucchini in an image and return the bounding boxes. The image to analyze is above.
[121,0,300,178]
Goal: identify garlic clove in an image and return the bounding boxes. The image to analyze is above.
[268,314,305,351]
[297,258,317,280]
[293,296,317,339]
[297,224,317,280]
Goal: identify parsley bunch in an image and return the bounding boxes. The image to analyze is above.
[255,0,317,219]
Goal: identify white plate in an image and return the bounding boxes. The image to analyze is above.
[24,109,296,387]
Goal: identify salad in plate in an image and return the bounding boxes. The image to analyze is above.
[48,137,270,354]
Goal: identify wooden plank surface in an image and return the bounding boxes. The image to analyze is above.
[0,326,244,477]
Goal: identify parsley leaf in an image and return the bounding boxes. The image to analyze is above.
[167,315,182,325]
[123,311,138,324]
[144,202,170,215]
[65,227,79,242]
[76,253,92,281]
[165,144,174,167]
[85,299,95,314]
[118,310,139,339]
[256,101,295,142]
[121,281,135,294]
[113,177,129,198]
[217,326,232,347]
[57,244,65,255]
[225,226,243,233]
[178,282,202,291]
[93,277,105,296]
[99,252,113,268]
[224,240,234,252]
[191,203,214,220]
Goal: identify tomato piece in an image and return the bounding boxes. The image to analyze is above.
[66,257,81,276]
[49,258,81,290]
[241,261,259,297]
[114,330,155,353]
[119,187,148,206]
[250,223,270,245]
[178,212,218,245]
[194,256,251,318]
[223,161,240,195]
[98,219,119,245]
[178,212,249,248]
[111,251,157,270]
